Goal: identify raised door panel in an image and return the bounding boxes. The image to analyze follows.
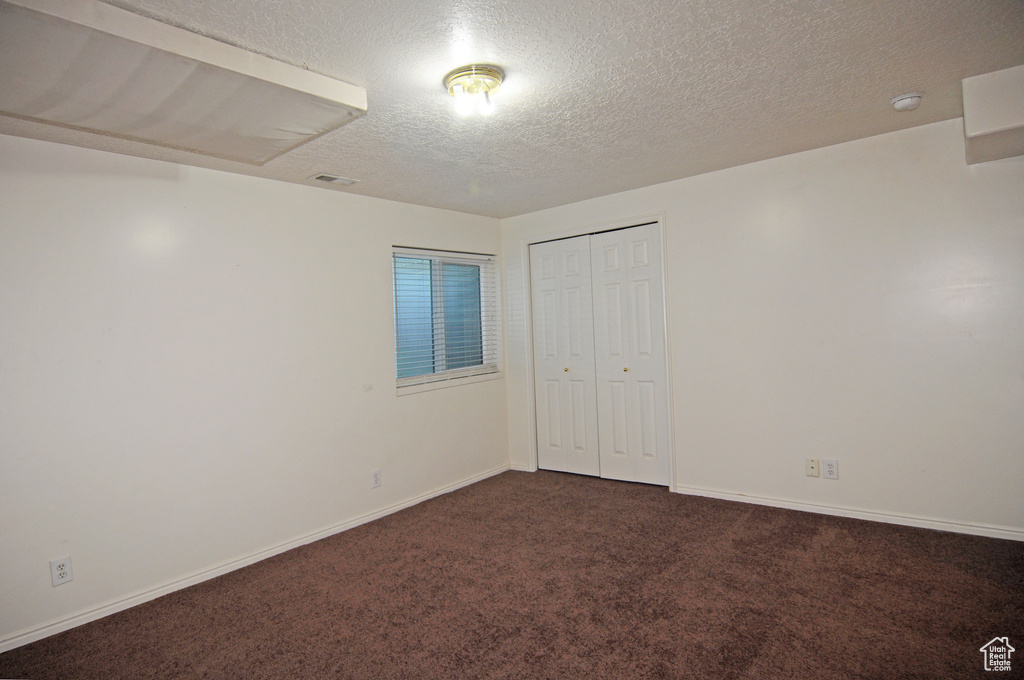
[608,380,629,457]
[543,380,561,449]
[603,283,625,359]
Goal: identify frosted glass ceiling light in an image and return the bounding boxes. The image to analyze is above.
[444,65,503,116]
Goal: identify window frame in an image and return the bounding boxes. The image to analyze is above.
[392,246,501,394]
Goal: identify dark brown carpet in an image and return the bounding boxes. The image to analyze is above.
[2,471,1022,679]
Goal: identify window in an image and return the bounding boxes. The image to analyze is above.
[393,247,500,389]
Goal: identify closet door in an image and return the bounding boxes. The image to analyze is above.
[590,224,670,485]
[530,236,601,476]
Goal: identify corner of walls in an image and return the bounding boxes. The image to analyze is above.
[0,133,510,649]
[500,119,1024,540]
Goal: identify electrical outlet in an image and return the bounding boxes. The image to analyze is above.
[823,459,839,479]
[50,557,73,587]
[371,469,381,488]
[805,458,820,477]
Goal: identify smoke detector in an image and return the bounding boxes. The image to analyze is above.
[890,93,923,112]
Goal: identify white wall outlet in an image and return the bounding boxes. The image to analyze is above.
[823,459,839,479]
[806,458,820,477]
[371,469,381,488]
[50,557,73,587]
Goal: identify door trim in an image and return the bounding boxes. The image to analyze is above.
[519,213,677,490]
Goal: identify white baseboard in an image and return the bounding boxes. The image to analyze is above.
[0,463,511,654]
[509,463,536,472]
[673,485,1024,542]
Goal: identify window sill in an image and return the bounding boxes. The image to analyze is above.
[396,370,503,396]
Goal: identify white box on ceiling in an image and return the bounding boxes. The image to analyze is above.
[0,0,368,165]
[962,63,1024,165]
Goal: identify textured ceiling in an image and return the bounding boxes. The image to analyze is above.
[2,0,1023,218]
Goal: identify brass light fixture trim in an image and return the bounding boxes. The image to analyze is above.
[443,64,505,98]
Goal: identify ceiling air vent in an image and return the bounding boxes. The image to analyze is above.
[309,173,359,186]
[0,0,368,166]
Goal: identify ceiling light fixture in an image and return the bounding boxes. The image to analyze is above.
[890,92,923,112]
[444,64,504,116]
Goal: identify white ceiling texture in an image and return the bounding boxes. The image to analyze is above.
[2,0,1023,219]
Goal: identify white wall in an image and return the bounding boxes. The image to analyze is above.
[3,116,1021,652]
[0,135,508,649]
[502,119,1024,538]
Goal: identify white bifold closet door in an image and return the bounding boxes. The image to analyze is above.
[530,223,670,485]
[530,234,601,476]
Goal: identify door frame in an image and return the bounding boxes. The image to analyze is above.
[519,213,678,490]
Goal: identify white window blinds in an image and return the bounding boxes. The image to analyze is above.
[393,247,500,388]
